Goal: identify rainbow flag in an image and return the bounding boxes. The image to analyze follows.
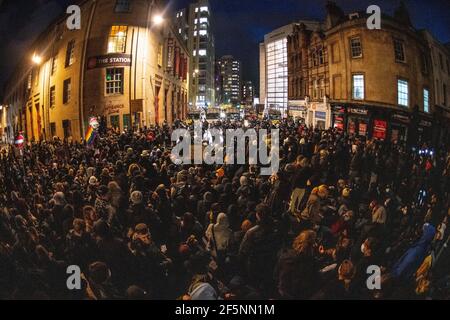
[85,126,97,146]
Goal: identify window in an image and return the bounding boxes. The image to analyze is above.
[198,49,206,56]
[195,7,199,12]
[200,6,208,12]
[27,73,32,89]
[398,79,409,107]
[199,17,208,24]
[62,120,72,139]
[108,25,128,53]
[50,122,56,137]
[199,30,207,36]
[421,53,428,74]
[318,49,324,65]
[115,0,130,13]
[157,44,163,67]
[106,68,124,95]
[194,31,198,36]
[423,88,429,113]
[352,74,364,100]
[394,39,405,62]
[51,56,57,75]
[444,84,447,106]
[50,86,56,108]
[123,114,130,129]
[63,79,71,104]
[65,40,75,67]
[350,37,362,58]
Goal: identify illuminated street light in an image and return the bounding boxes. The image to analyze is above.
[152,14,164,25]
[32,53,42,65]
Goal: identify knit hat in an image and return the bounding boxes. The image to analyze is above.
[130,191,143,205]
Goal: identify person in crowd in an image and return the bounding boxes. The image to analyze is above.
[0,119,448,300]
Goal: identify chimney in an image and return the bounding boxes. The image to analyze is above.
[394,1,412,27]
[325,1,345,30]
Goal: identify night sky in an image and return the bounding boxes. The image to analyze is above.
[1,0,449,96]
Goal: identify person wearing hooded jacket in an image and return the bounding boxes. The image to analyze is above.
[205,213,233,262]
[391,223,436,283]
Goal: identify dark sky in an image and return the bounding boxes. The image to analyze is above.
[1,0,450,96]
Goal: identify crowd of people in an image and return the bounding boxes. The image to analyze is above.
[0,118,449,300]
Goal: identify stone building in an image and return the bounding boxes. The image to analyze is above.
[2,0,189,142]
[287,1,449,145]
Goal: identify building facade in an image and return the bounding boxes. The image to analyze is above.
[241,81,254,107]
[421,30,450,144]
[260,21,322,116]
[181,0,215,109]
[2,0,189,142]
[287,2,449,146]
[216,55,241,106]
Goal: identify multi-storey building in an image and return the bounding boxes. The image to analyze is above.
[2,0,189,142]
[216,55,241,106]
[185,0,215,109]
[287,2,449,146]
[260,21,322,116]
[241,81,254,107]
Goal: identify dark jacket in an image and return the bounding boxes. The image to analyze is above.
[274,249,319,299]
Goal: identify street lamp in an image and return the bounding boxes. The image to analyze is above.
[32,53,42,65]
[152,14,164,25]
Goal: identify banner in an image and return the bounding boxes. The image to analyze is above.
[167,38,174,72]
[373,120,387,140]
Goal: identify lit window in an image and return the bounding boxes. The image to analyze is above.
[108,25,128,53]
[352,74,364,100]
[179,28,182,34]
[350,37,362,58]
[176,13,179,18]
[423,88,429,113]
[199,30,207,36]
[180,12,183,17]
[200,6,208,12]
[106,68,124,95]
[194,19,198,24]
[195,7,199,12]
[398,79,409,107]
[157,44,163,67]
[199,49,206,56]
[50,86,56,108]
[65,40,75,67]
[199,17,208,24]
[193,50,196,56]
[115,0,130,13]
[51,56,57,75]
[194,31,197,36]
[394,39,405,62]
[63,78,71,104]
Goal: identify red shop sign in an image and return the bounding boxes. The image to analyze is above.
[373,120,387,140]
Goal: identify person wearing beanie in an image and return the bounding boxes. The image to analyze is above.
[126,191,162,243]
